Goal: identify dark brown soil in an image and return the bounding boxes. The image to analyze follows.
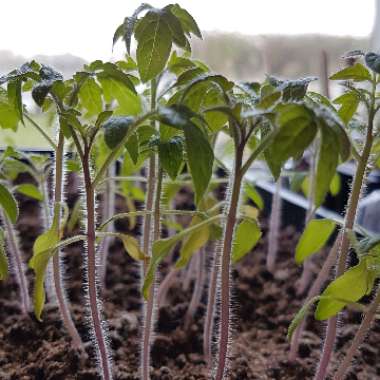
[1,183,380,379]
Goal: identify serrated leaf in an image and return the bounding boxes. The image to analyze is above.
[135,10,172,82]
[295,219,336,264]
[232,218,261,263]
[0,227,8,280]
[78,77,103,117]
[163,6,188,49]
[103,116,134,149]
[158,136,183,180]
[0,183,18,223]
[170,4,202,38]
[14,184,43,201]
[330,63,371,82]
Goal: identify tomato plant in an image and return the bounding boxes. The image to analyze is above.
[0,4,376,380]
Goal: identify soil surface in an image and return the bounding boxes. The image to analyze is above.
[1,177,380,380]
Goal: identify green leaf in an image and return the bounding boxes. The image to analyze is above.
[0,227,8,280]
[103,116,134,149]
[169,4,202,38]
[329,63,371,82]
[157,105,213,203]
[265,104,317,179]
[98,77,141,115]
[176,216,209,268]
[295,219,336,264]
[329,173,341,196]
[333,92,360,125]
[29,207,60,320]
[0,88,19,130]
[7,79,23,123]
[14,184,44,201]
[315,121,340,206]
[125,132,139,164]
[183,121,213,204]
[232,218,262,263]
[0,183,18,223]
[244,182,264,210]
[162,6,188,49]
[142,215,221,298]
[136,10,173,82]
[315,260,372,320]
[120,234,145,261]
[365,52,380,74]
[78,77,103,117]
[158,136,183,180]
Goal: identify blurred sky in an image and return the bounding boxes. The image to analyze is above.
[0,0,375,61]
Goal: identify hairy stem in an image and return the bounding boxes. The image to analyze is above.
[99,165,116,287]
[289,235,340,361]
[52,132,83,351]
[2,211,31,315]
[266,176,282,273]
[204,245,219,368]
[215,149,244,380]
[315,77,376,380]
[185,248,206,329]
[333,287,380,380]
[142,167,163,380]
[82,148,112,380]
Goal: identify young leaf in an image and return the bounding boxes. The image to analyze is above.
[329,63,371,82]
[14,184,44,201]
[232,218,261,263]
[295,219,336,264]
[158,136,184,180]
[0,184,18,223]
[0,228,8,280]
[78,77,103,117]
[103,116,134,149]
[120,234,145,261]
[29,216,60,320]
[333,92,360,125]
[315,260,372,320]
[135,10,173,82]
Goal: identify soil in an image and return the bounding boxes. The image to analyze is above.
[1,177,380,380]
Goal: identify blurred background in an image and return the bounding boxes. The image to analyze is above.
[0,0,379,146]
